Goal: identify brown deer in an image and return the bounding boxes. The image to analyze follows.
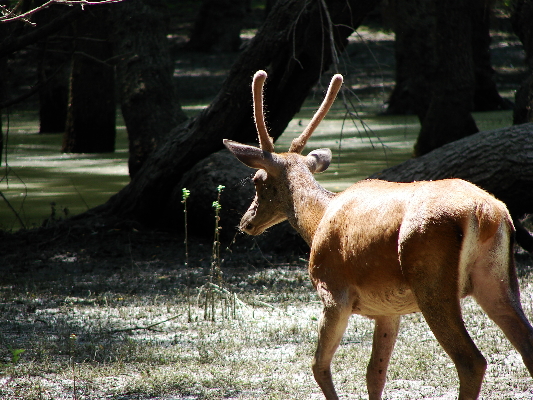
[223,70,533,400]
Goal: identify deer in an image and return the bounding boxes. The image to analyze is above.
[223,70,533,400]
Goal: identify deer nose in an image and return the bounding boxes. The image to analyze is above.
[241,222,254,232]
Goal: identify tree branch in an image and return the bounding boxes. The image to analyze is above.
[0,0,125,58]
[0,191,26,229]
[0,0,123,24]
[0,7,82,58]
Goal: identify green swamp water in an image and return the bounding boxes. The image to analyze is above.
[0,107,513,230]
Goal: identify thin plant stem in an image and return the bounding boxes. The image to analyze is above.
[206,185,225,321]
[182,188,192,323]
[211,185,224,282]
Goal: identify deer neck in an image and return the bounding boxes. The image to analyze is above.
[286,170,335,246]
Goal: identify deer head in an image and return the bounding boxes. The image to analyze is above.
[223,70,343,239]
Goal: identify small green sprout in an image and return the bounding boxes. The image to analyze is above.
[9,347,25,364]
[182,187,192,321]
[182,188,190,202]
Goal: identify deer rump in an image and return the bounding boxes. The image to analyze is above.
[224,70,533,400]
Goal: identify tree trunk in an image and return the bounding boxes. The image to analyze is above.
[37,38,71,134]
[187,0,248,52]
[34,5,73,134]
[265,0,278,16]
[386,0,509,116]
[0,55,5,166]
[84,0,380,227]
[385,0,434,117]
[512,0,533,125]
[112,0,187,178]
[62,7,116,153]
[414,0,479,156]
[471,0,511,112]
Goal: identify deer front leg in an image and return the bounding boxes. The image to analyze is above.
[366,315,401,400]
[312,304,351,400]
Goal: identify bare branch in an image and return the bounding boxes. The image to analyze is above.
[0,0,123,24]
[0,190,26,229]
[0,7,83,57]
[319,0,339,67]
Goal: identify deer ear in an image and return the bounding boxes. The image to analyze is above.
[223,139,282,174]
[306,148,332,173]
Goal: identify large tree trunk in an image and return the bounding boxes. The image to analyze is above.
[112,0,187,178]
[37,37,71,134]
[34,5,72,134]
[512,0,533,125]
[0,52,5,166]
[187,0,248,52]
[385,0,434,117]
[62,6,116,153]
[83,0,380,227]
[470,0,510,112]
[413,0,479,156]
[386,0,509,116]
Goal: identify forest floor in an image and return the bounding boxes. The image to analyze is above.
[1,21,533,400]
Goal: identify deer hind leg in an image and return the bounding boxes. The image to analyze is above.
[366,315,401,400]
[401,225,487,400]
[414,284,487,400]
[312,300,351,400]
[471,243,533,377]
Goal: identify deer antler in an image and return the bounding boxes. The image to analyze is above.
[253,70,275,153]
[289,74,343,154]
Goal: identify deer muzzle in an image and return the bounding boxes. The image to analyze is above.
[239,211,262,235]
[239,220,256,235]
